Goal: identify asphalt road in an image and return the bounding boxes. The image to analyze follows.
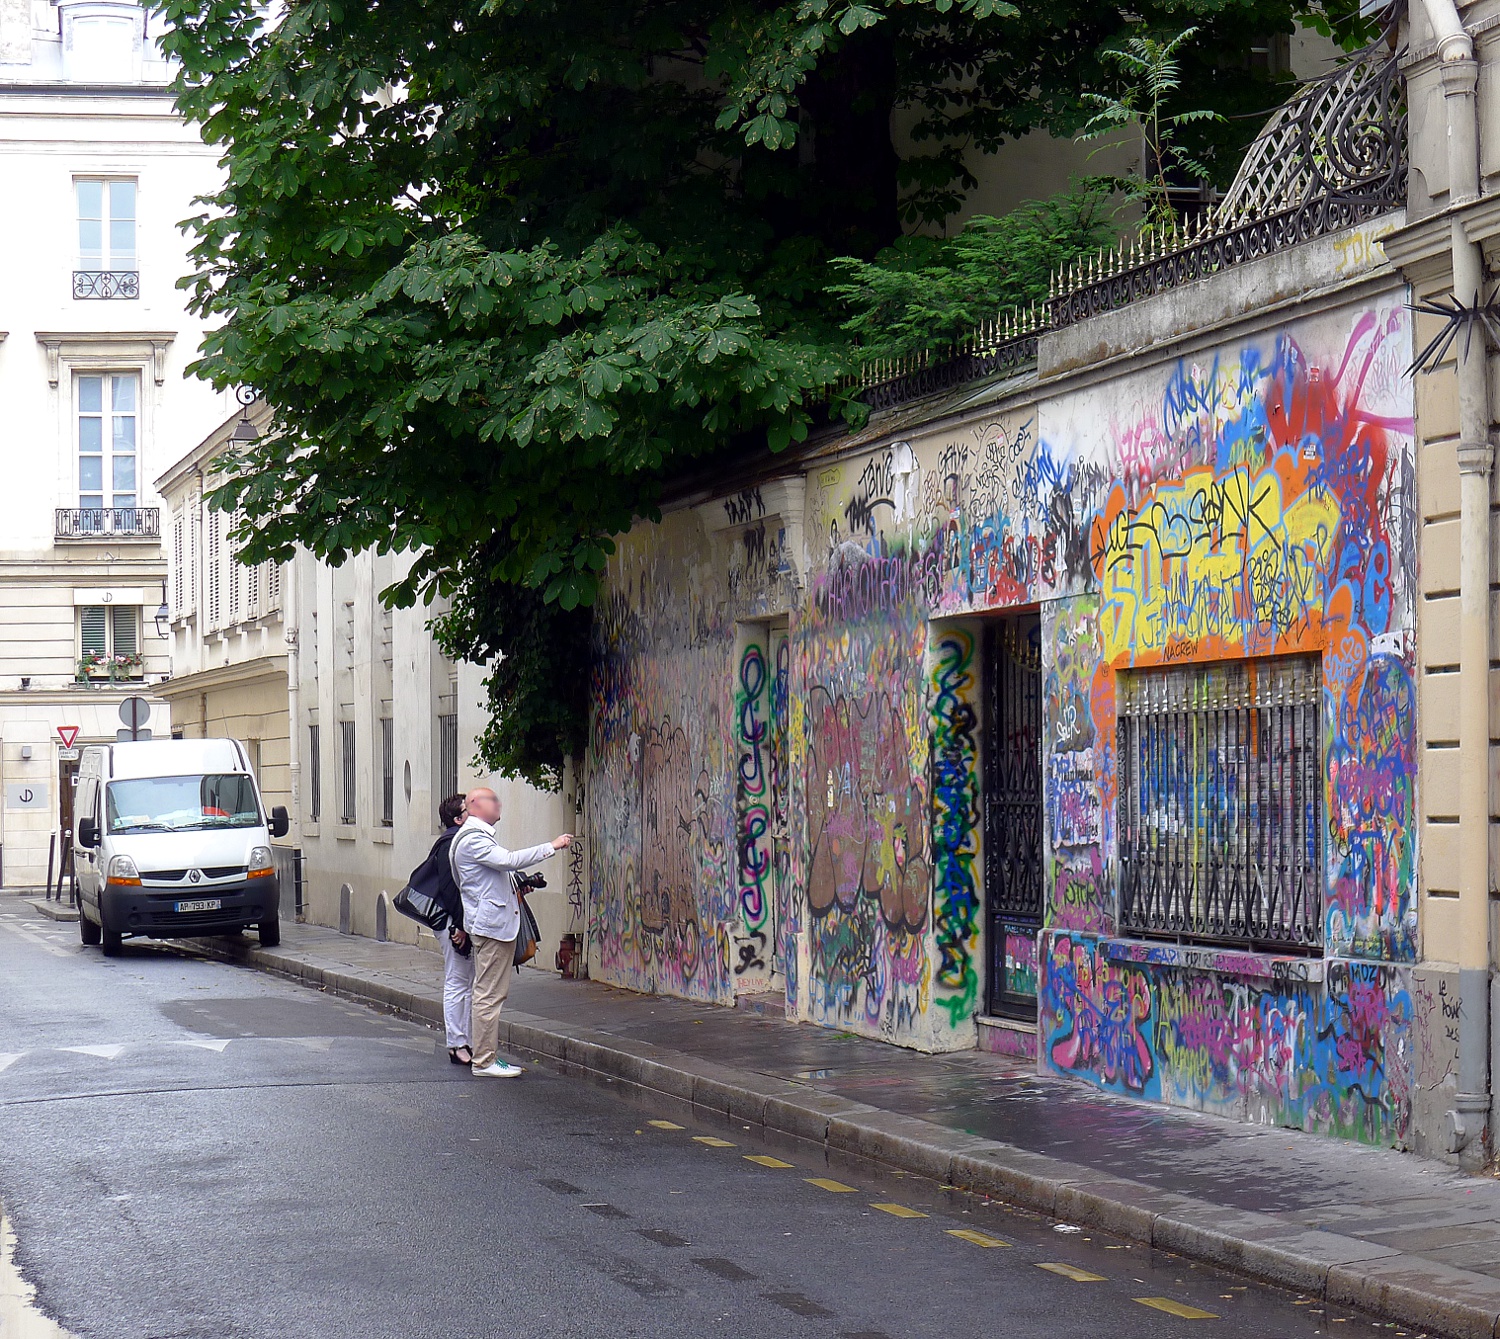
[0,898,1410,1339]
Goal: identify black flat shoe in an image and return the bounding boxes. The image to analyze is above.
[448,1047,472,1065]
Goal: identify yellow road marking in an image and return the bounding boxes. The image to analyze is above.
[692,1136,736,1148]
[648,1120,684,1130]
[1037,1262,1106,1282]
[805,1178,858,1193]
[870,1203,928,1219]
[946,1228,1010,1248]
[1135,1297,1218,1319]
[743,1155,794,1168]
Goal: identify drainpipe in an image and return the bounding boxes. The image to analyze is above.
[1420,0,1493,1165]
[285,549,302,849]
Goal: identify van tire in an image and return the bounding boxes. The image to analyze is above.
[79,910,101,945]
[258,916,280,948]
[100,925,123,956]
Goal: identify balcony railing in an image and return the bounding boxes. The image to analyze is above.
[73,270,140,300]
[55,507,160,540]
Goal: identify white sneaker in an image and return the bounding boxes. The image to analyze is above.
[471,1060,523,1078]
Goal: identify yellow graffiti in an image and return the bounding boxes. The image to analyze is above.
[1096,460,1341,663]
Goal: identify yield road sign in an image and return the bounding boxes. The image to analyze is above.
[56,725,79,749]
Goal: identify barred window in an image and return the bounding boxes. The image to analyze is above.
[1117,655,1322,952]
[438,712,458,803]
[339,719,356,825]
[308,723,321,823]
[379,717,394,828]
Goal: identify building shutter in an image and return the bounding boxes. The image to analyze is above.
[80,605,107,657]
[111,605,138,657]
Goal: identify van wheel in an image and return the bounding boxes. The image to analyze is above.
[100,925,123,957]
[79,910,101,946]
[258,916,280,948]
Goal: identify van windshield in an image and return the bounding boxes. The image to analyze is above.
[105,774,262,833]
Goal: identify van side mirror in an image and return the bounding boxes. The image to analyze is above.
[269,806,289,838]
[78,818,98,848]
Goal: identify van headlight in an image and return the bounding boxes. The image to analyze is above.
[106,855,141,886]
[248,846,274,879]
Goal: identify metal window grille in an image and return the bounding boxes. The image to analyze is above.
[982,616,1044,1017]
[379,717,394,827]
[1117,655,1323,953]
[339,720,356,825]
[308,724,321,823]
[438,713,458,801]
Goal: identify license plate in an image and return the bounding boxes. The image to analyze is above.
[175,898,222,913]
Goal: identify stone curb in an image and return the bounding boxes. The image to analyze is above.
[24,897,78,922]
[190,935,1500,1339]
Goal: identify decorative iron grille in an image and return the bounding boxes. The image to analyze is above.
[859,335,1038,411]
[73,270,139,299]
[1117,656,1323,953]
[55,507,159,539]
[983,615,1044,1016]
[852,45,1406,414]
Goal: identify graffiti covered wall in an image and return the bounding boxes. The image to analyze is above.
[587,290,1419,1107]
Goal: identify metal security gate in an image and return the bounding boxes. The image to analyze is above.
[1117,655,1323,952]
[982,614,1043,1017]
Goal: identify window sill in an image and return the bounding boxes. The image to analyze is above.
[302,821,319,838]
[371,827,393,845]
[1087,934,1327,983]
[333,823,357,841]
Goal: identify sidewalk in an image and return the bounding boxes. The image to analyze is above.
[187,919,1500,1339]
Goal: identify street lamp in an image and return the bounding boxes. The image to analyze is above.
[232,386,260,442]
[154,579,170,637]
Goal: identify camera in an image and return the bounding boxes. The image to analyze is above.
[515,870,547,893]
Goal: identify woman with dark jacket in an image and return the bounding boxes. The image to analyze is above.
[427,793,473,1064]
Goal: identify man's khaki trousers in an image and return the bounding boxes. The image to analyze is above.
[471,935,517,1068]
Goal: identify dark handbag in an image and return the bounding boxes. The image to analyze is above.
[514,895,541,967]
[393,882,448,931]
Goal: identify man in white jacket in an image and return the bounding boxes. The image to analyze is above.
[450,786,572,1077]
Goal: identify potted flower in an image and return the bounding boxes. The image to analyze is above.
[76,651,108,681]
[108,652,144,682]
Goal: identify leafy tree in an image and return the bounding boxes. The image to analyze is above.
[1078,28,1225,228]
[830,183,1118,358]
[158,0,1371,787]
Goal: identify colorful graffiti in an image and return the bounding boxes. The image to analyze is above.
[929,629,981,1026]
[733,638,774,981]
[587,295,1417,1100]
[1039,931,1413,1143]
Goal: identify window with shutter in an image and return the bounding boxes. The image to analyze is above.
[227,513,241,624]
[172,513,184,614]
[207,510,221,628]
[266,562,281,611]
[111,605,138,658]
[79,606,107,657]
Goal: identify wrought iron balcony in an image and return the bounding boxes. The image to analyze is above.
[73,270,140,300]
[55,507,160,540]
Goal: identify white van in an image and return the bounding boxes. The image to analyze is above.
[73,738,290,956]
